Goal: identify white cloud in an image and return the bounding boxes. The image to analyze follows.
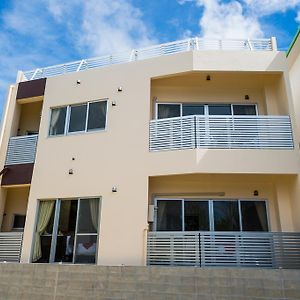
[0,0,155,116]
[193,0,263,38]
[244,0,300,16]
[179,0,300,39]
[45,0,156,56]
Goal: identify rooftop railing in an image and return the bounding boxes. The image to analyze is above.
[21,37,275,81]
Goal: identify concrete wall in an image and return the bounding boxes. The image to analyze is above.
[0,264,299,300]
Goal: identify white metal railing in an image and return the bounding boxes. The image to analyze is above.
[5,135,38,165]
[22,38,274,81]
[149,115,294,151]
[147,231,300,269]
[0,232,23,262]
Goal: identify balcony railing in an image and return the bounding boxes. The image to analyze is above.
[147,231,300,269]
[149,115,294,151]
[5,135,38,165]
[22,38,275,81]
[0,232,23,262]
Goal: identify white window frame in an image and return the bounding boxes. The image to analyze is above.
[155,102,258,119]
[153,198,269,232]
[49,99,108,137]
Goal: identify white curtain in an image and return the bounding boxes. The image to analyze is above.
[50,109,61,135]
[89,198,99,231]
[32,201,55,262]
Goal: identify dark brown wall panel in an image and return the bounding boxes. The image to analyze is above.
[1,164,34,186]
[16,78,46,99]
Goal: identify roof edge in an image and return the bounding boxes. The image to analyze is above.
[287,28,300,57]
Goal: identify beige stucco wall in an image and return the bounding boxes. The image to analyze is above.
[288,33,300,231]
[149,174,296,232]
[17,101,42,136]
[1,186,29,232]
[0,50,297,266]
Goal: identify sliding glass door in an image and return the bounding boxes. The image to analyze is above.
[155,199,269,232]
[33,198,100,264]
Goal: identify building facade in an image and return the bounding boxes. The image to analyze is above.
[0,37,300,268]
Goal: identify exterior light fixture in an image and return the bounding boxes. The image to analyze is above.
[68,169,74,175]
[206,75,211,81]
[76,79,81,84]
[117,87,123,92]
[253,190,259,196]
[245,95,250,100]
[112,101,117,106]
[112,187,118,192]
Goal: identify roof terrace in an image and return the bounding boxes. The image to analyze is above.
[19,37,277,82]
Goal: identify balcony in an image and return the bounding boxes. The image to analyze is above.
[0,232,23,262]
[147,231,300,269]
[5,135,38,165]
[1,135,38,186]
[149,115,294,151]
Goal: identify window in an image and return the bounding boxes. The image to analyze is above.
[155,199,268,232]
[33,198,100,264]
[12,214,26,229]
[156,103,257,119]
[49,100,107,136]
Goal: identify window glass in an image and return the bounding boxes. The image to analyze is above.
[68,104,87,133]
[13,215,26,229]
[77,198,99,233]
[74,235,97,264]
[87,101,107,131]
[184,201,209,231]
[156,200,182,231]
[49,107,67,135]
[233,105,257,115]
[208,105,231,115]
[213,201,240,231]
[157,104,181,119]
[182,104,205,116]
[241,201,268,231]
[54,200,78,263]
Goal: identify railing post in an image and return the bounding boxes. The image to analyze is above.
[271,37,277,51]
[194,115,198,149]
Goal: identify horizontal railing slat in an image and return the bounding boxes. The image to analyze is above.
[149,115,294,151]
[5,135,38,165]
[0,232,23,262]
[147,231,300,269]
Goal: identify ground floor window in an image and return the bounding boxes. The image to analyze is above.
[32,198,100,264]
[155,199,268,232]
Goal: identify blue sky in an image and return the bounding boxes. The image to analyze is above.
[0,0,299,118]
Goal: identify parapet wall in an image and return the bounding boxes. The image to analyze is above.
[0,264,299,299]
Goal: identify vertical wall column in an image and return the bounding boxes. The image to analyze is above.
[276,180,294,231]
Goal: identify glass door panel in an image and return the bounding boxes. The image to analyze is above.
[241,201,268,231]
[182,104,204,116]
[54,200,78,263]
[184,201,209,231]
[156,200,182,231]
[208,105,231,115]
[232,105,257,115]
[34,200,56,263]
[213,201,240,231]
[157,104,181,119]
[74,198,99,264]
